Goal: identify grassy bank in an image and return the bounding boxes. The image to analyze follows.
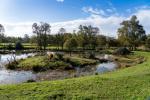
[1,51,150,99]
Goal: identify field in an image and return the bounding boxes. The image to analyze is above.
[0,51,150,99]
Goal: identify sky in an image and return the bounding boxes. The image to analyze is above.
[0,0,150,37]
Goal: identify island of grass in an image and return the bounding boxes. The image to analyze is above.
[6,53,98,72]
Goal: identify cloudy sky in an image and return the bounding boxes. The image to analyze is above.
[0,0,150,37]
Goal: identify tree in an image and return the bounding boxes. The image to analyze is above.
[32,22,51,50]
[57,28,66,50]
[97,35,107,47]
[0,24,5,43]
[64,38,78,56]
[15,41,24,50]
[30,35,37,44]
[145,34,150,48]
[23,34,30,43]
[118,15,146,50]
[77,25,99,50]
[0,24,4,34]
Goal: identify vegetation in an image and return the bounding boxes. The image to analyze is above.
[0,51,150,99]
[118,15,146,50]
[64,38,78,56]
[64,56,97,67]
[32,22,51,50]
[1,15,148,52]
[15,41,24,50]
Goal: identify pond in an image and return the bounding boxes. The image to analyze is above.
[0,53,118,84]
[0,53,36,84]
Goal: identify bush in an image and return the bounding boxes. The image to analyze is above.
[6,61,18,70]
[26,79,36,83]
[88,52,96,59]
[82,52,96,59]
[6,44,14,50]
[113,47,130,55]
[55,52,64,60]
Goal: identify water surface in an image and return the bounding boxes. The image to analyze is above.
[0,53,36,84]
[96,62,118,73]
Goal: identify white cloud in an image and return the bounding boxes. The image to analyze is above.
[3,22,33,37]
[133,9,150,34]
[2,9,150,37]
[56,0,64,2]
[1,15,124,37]
[82,7,106,16]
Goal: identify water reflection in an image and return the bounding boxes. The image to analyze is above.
[96,62,118,73]
[0,53,36,84]
[0,70,36,84]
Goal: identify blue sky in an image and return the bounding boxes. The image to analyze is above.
[0,0,150,37]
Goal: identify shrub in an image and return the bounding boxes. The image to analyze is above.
[88,52,96,59]
[82,52,96,59]
[26,79,36,83]
[6,61,18,70]
[55,52,64,60]
[6,44,14,50]
[15,41,24,50]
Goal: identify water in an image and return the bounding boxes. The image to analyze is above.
[0,53,36,84]
[96,62,118,73]
[0,70,36,84]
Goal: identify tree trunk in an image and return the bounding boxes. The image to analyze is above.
[70,50,72,56]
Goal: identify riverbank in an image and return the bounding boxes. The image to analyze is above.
[0,51,149,99]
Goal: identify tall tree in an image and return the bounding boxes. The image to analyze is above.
[97,35,107,47]
[77,25,99,50]
[57,28,66,50]
[64,38,78,56]
[32,22,51,50]
[0,24,5,43]
[23,34,30,43]
[118,15,146,50]
[145,34,150,48]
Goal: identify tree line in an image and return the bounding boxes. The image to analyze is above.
[0,15,149,51]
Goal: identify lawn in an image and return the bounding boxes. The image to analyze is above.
[0,51,150,99]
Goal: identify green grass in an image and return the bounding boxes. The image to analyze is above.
[15,56,70,71]
[1,51,150,99]
[64,56,97,66]
[17,56,49,70]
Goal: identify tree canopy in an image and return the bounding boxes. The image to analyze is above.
[118,15,146,49]
[32,22,51,50]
